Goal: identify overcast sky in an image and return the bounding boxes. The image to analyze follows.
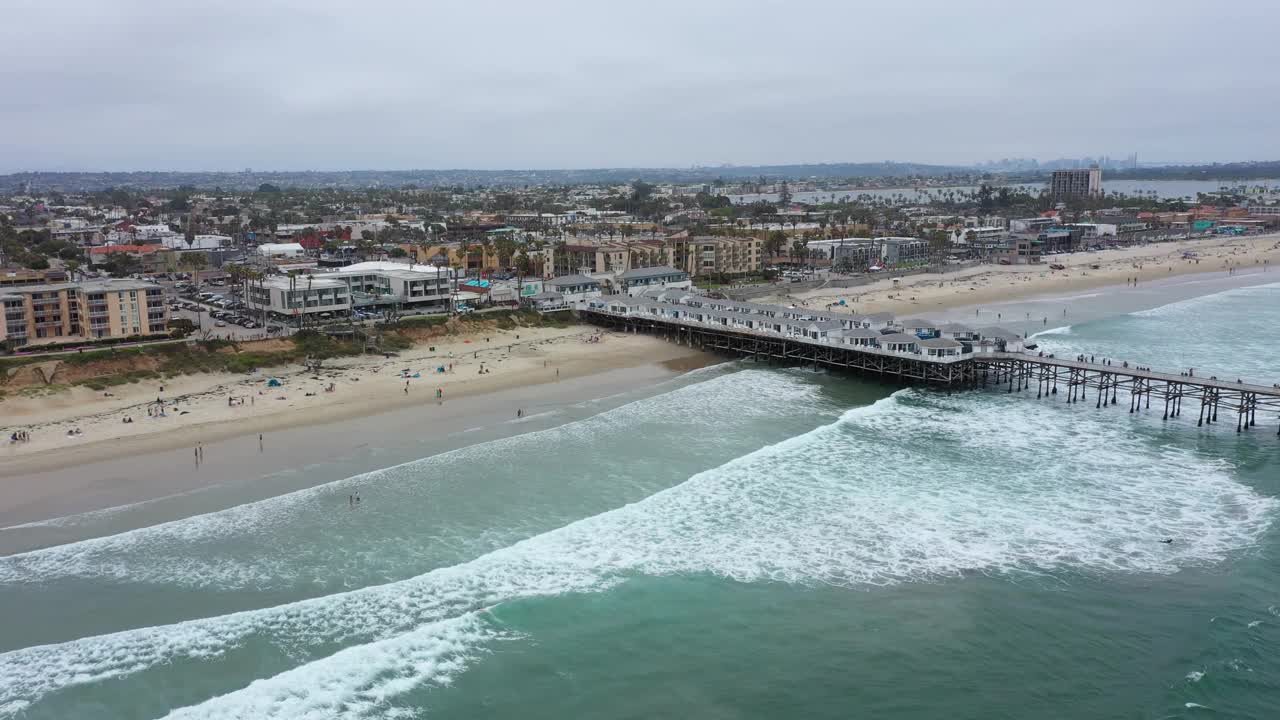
[1,0,1276,172]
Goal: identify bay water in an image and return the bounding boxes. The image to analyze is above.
[1,282,1279,719]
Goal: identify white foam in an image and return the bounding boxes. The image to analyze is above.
[0,367,821,589]
[1,389,1272,717]
[160,613,505,720]
[1186,670,1205,683]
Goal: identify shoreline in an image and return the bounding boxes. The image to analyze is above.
[0,326,701,476]
[0,353,719,549]
[760,232,1280,318]
[2,232,1276,534]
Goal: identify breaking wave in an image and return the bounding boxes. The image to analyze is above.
[2,387,1272,718]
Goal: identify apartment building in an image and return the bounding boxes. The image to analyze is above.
[0,279,168,346]
[877,237,930,265]
[1050,168,1103,200]
[553,243,632,276]
[668,236,762,277]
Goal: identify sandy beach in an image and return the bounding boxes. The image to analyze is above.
[0,324,707,478]
[3,232,1278,532]
[760,232,1280,317]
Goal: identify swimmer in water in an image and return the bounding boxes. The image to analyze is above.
[1159,538,1173,544]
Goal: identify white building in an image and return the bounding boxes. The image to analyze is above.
[616,266,691,296]
[161,234,229,250]
[325,261,454,311]
[546,274,603,305]
[919,337,963,357]
[247,275,351,317]
[877,237,929,265]
[258,242,306,258]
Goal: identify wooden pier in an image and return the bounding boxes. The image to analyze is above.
[583,309,1280,435]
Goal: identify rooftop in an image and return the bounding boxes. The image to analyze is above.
[10,279,160,294]
[618,265,686,280]
[547,274,600,287]
[919,337,963,348]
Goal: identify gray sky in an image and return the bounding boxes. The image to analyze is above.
[2,0,1276,172]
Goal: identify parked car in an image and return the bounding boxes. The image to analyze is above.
[214,321,227,327]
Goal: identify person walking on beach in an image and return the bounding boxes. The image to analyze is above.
[517,408,523,418]
[259,434,263,452]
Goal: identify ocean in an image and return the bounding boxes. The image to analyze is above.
[1,282,1279,719]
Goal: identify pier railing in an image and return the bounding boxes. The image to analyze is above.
[582,308,1280,435]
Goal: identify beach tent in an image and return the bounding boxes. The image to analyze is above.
[267,378,282,387]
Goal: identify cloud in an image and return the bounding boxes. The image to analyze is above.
[0,0,1276,171]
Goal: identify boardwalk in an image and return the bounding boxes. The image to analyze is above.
[582,306,1280,435]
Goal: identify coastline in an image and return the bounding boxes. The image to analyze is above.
[0,326,716,533]
[0,326,699,474]
[2,231,1276,534]
[761,232,1280,318]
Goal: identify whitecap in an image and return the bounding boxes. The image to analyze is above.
[1,389,1272,716]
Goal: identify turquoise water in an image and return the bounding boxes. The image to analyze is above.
[1,283,1278,719]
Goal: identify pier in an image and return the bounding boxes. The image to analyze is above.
[581,301,1280,435]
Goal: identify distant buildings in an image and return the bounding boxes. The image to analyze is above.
[1050,168,1103,200]
[1,279,168,346]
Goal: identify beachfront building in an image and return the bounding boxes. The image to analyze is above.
[919,337,963,357]
[807,238,879,270]
[325,261,454,312]
[1050,168,1103,200]
[878,333,920,353]
[0,279,168,346]
[898,318,940,338]
[616,266,691,296]
[545,274,603,305]
[246,276,351,318]
[878,237,930,266]
[955,227,1010,257]
[975,327,1025,353]
[840,328,881,347]
[524,291,569,311]
[938,323,980,342]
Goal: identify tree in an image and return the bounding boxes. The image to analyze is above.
[926,229,950,265]
[790,238,806,264]
[765,229,787,258]
[257,183,282,194]
[179,252,208,282]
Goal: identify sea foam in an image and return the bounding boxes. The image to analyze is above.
[1,388,1272,718]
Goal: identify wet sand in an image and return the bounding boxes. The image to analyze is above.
[0,335,715,542]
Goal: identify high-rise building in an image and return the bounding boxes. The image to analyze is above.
[1049,167,1102,200]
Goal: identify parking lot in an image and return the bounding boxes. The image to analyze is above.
[166,280,292,340]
